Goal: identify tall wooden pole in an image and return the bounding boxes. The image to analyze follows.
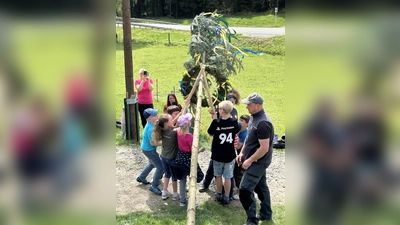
[186,67,205,225]
[122,0,138,140]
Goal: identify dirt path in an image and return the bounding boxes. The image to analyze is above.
[116,145,285,215]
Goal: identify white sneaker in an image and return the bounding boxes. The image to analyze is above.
[161,191,170,200]
[172,194,180,201]
[233,194,240,200]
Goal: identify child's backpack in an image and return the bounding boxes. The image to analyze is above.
[273,134,285,149]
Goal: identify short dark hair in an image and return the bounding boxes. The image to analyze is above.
[239,115,250,123]
[167,105,180,115]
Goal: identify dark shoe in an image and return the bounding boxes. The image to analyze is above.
[256,214,274,223]
[198,186,209,193]
[243,220,258,225]
[136,177,150,185]
[214,195,223,204]
[149,186,162,195]
[222,198,230,206]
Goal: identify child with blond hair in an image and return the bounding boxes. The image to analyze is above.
[171,113,204,206]
[207,100,240,206]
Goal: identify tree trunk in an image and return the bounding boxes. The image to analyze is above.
[175,0,178,18]
[122,0,138,141]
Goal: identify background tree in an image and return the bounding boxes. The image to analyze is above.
[116,0,122,16]
[117,0,285,18]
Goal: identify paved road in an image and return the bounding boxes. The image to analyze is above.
[144,23,285,38]
[116,22,285,38]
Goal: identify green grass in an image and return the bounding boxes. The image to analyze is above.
[116,28,285,147]
[148,13,285,27]
[116,203,285,225]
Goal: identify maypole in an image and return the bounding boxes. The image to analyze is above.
[181,11,245,224]
[186,65,204,225]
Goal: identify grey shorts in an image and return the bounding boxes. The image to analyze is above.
[213,160,235,178]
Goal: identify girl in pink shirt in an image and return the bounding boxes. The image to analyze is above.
[135,68,154,128]
[172,113,204,206]
[177,113,193,153]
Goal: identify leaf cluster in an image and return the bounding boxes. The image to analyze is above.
[181,11,245,106]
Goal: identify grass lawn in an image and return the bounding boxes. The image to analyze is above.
[115,28,285,148]
[116,203,285,225]
[142,12,286,28]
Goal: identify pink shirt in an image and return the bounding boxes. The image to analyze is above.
[135,78,153,104]
[177,130,193,153]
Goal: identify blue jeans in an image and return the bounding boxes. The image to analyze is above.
[138,149,164,187]
[239,163,272,223]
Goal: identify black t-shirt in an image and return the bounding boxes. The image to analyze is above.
[208,118,240,162]
[257,121,272,139]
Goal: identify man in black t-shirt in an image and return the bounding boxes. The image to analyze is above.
[236,93,274,225]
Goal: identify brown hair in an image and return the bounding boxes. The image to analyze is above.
[163,93,182,112]
[240,114,250,123]
[166,105,180,115]
[152,114,171,142]
[227,88,241,105]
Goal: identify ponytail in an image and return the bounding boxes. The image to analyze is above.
[152,114,170,142]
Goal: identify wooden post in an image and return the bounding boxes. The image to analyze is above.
[186,68,204,225]
[182,69,204,113]
[156,78,159,102]
[168,33,171,45]
[122,0,138,140]
[200,55,215,112]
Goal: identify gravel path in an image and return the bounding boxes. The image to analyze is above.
[116,145,285,215]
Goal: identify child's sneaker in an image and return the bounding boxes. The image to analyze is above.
[161,190,170,200]
[214,194,223,204]
[179,199,187,207]
[149,186,162,195]
[172,194,180,201]
[222,197,230,206]
[136,177,150,185]
[179,199,199,207]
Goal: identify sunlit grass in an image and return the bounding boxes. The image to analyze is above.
[116,203,285,225]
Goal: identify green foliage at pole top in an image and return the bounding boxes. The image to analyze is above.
[180,11,245,107]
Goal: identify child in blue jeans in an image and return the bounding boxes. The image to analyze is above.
[152,114,180,200]
[136,108,164,195]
